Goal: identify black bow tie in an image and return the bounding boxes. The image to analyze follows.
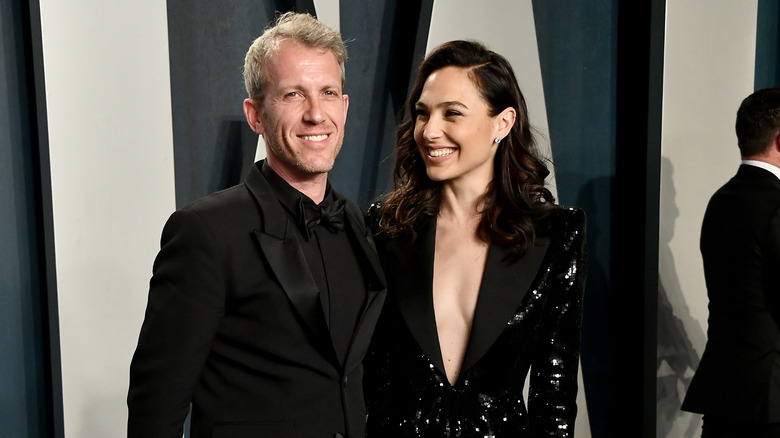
[297,198,346,240]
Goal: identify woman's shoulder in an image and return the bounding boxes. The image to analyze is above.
[366,202,382,233]
[539,205,586,241]
[549,205,586,224]
[367,202,381,219]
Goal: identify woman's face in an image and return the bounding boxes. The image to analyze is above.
[413,66,504,187]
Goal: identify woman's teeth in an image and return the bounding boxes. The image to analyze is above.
[429,148,455,157]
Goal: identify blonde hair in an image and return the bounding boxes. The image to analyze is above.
[243,12,347,103]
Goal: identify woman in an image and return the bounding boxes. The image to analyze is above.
[365,40,586,437]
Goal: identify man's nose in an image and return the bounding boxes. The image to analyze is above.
[303,98,325,123]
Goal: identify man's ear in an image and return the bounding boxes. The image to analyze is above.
[243,98,264,135]
[766,131,780,165]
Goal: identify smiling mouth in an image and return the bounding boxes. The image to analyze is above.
[428,148,455,157]
[300,134,329,141]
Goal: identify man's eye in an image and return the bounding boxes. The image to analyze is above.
[286,92,299,97]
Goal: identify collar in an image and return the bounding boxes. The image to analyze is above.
[260,160,336,220]
[741,159,780,182]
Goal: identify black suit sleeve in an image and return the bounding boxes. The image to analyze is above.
[529,208,587,435]
[128,209,226,437]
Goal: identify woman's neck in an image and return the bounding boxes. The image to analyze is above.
[438,181,486,227]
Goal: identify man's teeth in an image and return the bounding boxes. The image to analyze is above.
[301,134,328,141]
[429,148,455,157]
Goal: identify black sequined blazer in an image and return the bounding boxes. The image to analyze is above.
[364,206,586,438]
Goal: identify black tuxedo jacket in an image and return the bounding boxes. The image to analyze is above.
[682,164,780,422]
[128,162,386,438]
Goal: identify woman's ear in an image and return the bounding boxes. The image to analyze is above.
[495,107,516,139]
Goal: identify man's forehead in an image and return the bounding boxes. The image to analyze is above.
[266,52,342,88]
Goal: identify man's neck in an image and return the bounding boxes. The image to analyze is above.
[741,156,780,182]
[742,153,780,170]
[267,159,328,204]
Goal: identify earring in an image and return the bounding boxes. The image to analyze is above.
[493,137,501,143]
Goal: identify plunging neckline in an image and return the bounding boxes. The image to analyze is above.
[389,216,550,387]
[431,217,490,385]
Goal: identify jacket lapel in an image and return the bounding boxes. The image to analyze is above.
[461,236,550,371]
[388,214,551,376]
[244,165,334,359]
[389,218,447,374]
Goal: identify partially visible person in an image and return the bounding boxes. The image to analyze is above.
[682,87,780,438]
[127,12,385,438]
[364,40,586,437]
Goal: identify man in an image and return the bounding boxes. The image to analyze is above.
[128,12,386,438]
[682,87,780,437]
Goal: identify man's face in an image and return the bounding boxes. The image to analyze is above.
[245,39,348,180]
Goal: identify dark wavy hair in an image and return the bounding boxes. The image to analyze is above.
[376,40,554,257]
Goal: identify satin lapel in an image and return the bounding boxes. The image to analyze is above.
[244,166,333,357]
[390,218,446,374]
[461,236,550,372]
[341,197,388,373]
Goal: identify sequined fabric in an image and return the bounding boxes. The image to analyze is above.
[364,207,587,438]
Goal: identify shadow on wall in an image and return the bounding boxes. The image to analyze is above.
[656,156,705,437]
